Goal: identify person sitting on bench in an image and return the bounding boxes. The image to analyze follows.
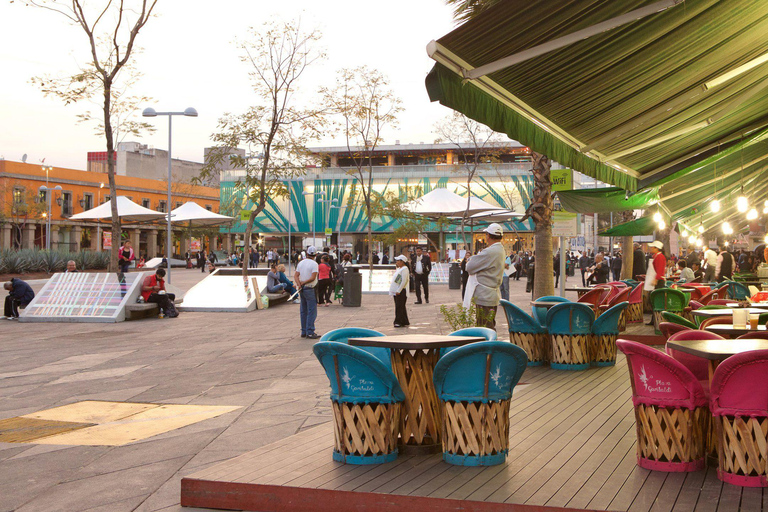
[276,264,298,299]
[141,269,177,317]
[267,264,291,295]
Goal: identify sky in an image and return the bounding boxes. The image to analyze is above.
[0,0,458,170]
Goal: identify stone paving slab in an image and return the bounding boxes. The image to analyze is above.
[0,267,568,511]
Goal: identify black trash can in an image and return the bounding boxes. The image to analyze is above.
[449,262,461,290]
[343,267,362,307]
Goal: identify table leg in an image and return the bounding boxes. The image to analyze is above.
[390,348,442,454]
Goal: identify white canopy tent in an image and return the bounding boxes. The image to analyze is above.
[170,202,234,227]
[70,196,166,223]
[456,209,524,223]
[403,187,505,218]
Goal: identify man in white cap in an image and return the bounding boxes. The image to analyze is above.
[465,223,506,329]
[294,245,320,339]
[389,255,410,327]
[643,240,666,325]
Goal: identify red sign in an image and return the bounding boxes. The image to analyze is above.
[103,231,112,249]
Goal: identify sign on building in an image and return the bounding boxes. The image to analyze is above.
[551,169,573,192]
[552,211,578,237]
[103,231,112,249]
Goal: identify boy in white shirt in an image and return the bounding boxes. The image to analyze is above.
[389,255,410,328]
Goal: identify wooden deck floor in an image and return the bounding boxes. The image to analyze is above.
[181,352,766,512]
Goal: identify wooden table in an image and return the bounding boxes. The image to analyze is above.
[691,308,766,318]
[724,302,768,309]
[704,324,768,338]
[565,287,592,298]
[666,338,768,380]
[530,300,571,308]
[348,334,483,453]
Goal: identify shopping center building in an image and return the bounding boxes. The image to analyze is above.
[217,142,542,259]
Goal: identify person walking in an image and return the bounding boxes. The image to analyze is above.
[410,246,431,304]
[632,243,646,281]
[295,246,320,339]
[703,245,718,282]
[119,241,135,273]
[465,223,506,329]
[716,245,736,282]
[500,252,511,301]
[611,252,622,282]
[390,255,410,328]
[643,241,666,324]
[460,251,471,300]
[554,251,561,288]
[578,252,589,286]
[198,249,207,273]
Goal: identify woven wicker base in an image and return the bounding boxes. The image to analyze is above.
[391,349,441,447]
[550,334,590,371]
[716,415,768,487]
[627,303,643,323]
[332,401,400,464]
[590,334,617,366]
[619,311,627,332]
[635,403,708,472]
[441,400,510,466]
[510,332,548,366]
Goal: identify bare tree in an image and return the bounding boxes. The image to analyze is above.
[200,20,326,282]
[434,112,505,250]
[19,0,158,269]
[322,67,402,269]
[0,181,46,248]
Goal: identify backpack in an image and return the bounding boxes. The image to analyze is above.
[165,301,179,318]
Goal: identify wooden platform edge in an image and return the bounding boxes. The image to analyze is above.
[180,478,602,512]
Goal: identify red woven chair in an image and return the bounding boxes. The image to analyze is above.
[710,350,768,486]
[578,286,612,317]
[708,299,732,306]
[700,316,733,329]
[617,340,709,472]
[666,330,724,382]
[660,322,691,340]
[679,286,703,302]
[714,286,729,300]
[736,332,768,340]
[600,287,631,331]
[606,281,628,288]
[627,283,644,323]
[699,289,717,305]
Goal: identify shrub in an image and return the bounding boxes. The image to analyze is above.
[0,249,111,274]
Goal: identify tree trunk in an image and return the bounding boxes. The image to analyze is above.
[104,85,121,272]
[530,152,554,299]
[242,211,257,281]
[619,210,635,280]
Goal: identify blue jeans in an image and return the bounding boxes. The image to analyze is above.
[268,283,288,294]
[300,286,317,336]
[501,275,509,301]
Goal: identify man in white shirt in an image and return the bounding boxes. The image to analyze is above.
[390,255,410,327]
[703,246,717,282]
[294,246,320,339]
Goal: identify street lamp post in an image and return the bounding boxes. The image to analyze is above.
[302,190,326,248]
[330,202,345,249]
[319,197,338,247]
[38,185,62,250]
[283,177,304,276]
[142,107,198,284]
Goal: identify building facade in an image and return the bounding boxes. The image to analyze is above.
[217,142,541,258]
[0,160,220,258]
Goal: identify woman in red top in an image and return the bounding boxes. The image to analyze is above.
[141,269,177,317]
[316,255,334,306]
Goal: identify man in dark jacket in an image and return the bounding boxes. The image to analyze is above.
[632,243,646,280]
[610,252,622,282]
[4,278,35,319]
[410,246,432,304]
[578,253,589,286]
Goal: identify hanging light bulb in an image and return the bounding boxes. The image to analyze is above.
[747,208,759,220]
[722,222,733,235]
[698,239,705,248]
[698,224,704,233]
[764,205,768,215]
[737,195,749,212]
[764,200,768,208]
[653,211,662,223]
[710,199,721,213]
[682,229,688,238]
[657,220,666,230]
[725,241,730,247]
[688,235,696,244]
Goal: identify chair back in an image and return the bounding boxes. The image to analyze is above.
[707,299,732,306]
[659,322,691,339]
[650,288,687,312]
[608,287,631,308]
[313,342,405,404]
[710,350,768,417]
[688,300,703,310]
[592,302,629,336]
[616,340,708,409]
[628,283,644,304]
[661,311,697,330]
[699,289,717,305]
[441,327,498,357]
[500,299,545,334]
[546,302,595,335]
[433,341,528,402]
[726,281,751,300]
[532,296,569,325]
[622,279,640,287]
[714,286,729,299]
[665,330,723,381]
[577,287,611,308]
[600,284,621,305]
[736,331,768,340]
[680,286,703,301]
[320,328,389,368]
[699,316,733,329]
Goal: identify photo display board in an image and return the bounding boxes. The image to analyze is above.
[357,265,397,294]
[21,272,145,323]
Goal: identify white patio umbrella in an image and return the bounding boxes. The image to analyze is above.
[70,196,166,223]
[169,201,234,227]
[403,188,505,218]
[458,209,524,223]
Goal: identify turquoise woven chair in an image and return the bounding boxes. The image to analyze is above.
[650,288,687,335]
[433,341,528,466]
[320,328,389,369]
[546,302,595,371]
[500,299,548,366]
[590,302,629,366]
[532,296,570,326]
[725,281,750,300]
[440,327,497,358]
[313,342,405,465]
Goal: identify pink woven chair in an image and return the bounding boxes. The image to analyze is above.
[710,350,768,487]
[736,332,768,340]
[660,322,691,340]
[708,299,732,306]
[666,330,724,382]
[688,300,703,310]
[617,339,709,472]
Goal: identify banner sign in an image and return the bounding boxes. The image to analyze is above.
[552,211,578,237]
[103,231,112,249]
[551,168,573,192]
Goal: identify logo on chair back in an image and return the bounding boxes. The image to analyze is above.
[341,367,353,389]
[639,365,672,393]
[342,366,375,393]
[490,364,512,390]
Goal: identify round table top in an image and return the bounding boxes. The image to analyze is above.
[666,338,768,360]
[348,334,484,350]
[565,287,593,292]
[530,301,571,308]
[704,324,768,337]
[691,308,766,317]
[724,302,768,309]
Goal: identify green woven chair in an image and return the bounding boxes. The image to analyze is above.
[650,288,688,335]
[661,311,697,330]
[694,305,728,327]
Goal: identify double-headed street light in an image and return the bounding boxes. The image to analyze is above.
[38,185,62,250]
[142,107,198,283]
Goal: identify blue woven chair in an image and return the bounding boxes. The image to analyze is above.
[440,327,497,358]
[320,328,389,368]
[725,281,750,300]
[546,302,595,370]
[433,341,528,466]
[590,302,629,366]
[313,342,405,464]
[532,296,570,326]
[500,299,548,366]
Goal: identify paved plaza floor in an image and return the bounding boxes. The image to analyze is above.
[0,268,552,512]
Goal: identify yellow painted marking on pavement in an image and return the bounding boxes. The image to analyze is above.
[22,400,158,424]
[0,417,94,443]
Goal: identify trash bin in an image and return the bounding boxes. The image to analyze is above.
[449,262,461,290]
[343,267,362,307]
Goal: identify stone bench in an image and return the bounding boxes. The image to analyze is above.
[126,297,183,320]
[261,290,290,307]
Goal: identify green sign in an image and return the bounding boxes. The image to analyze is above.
[240,209,252,221]
[551,168,572,192]
[324,228,333,236]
